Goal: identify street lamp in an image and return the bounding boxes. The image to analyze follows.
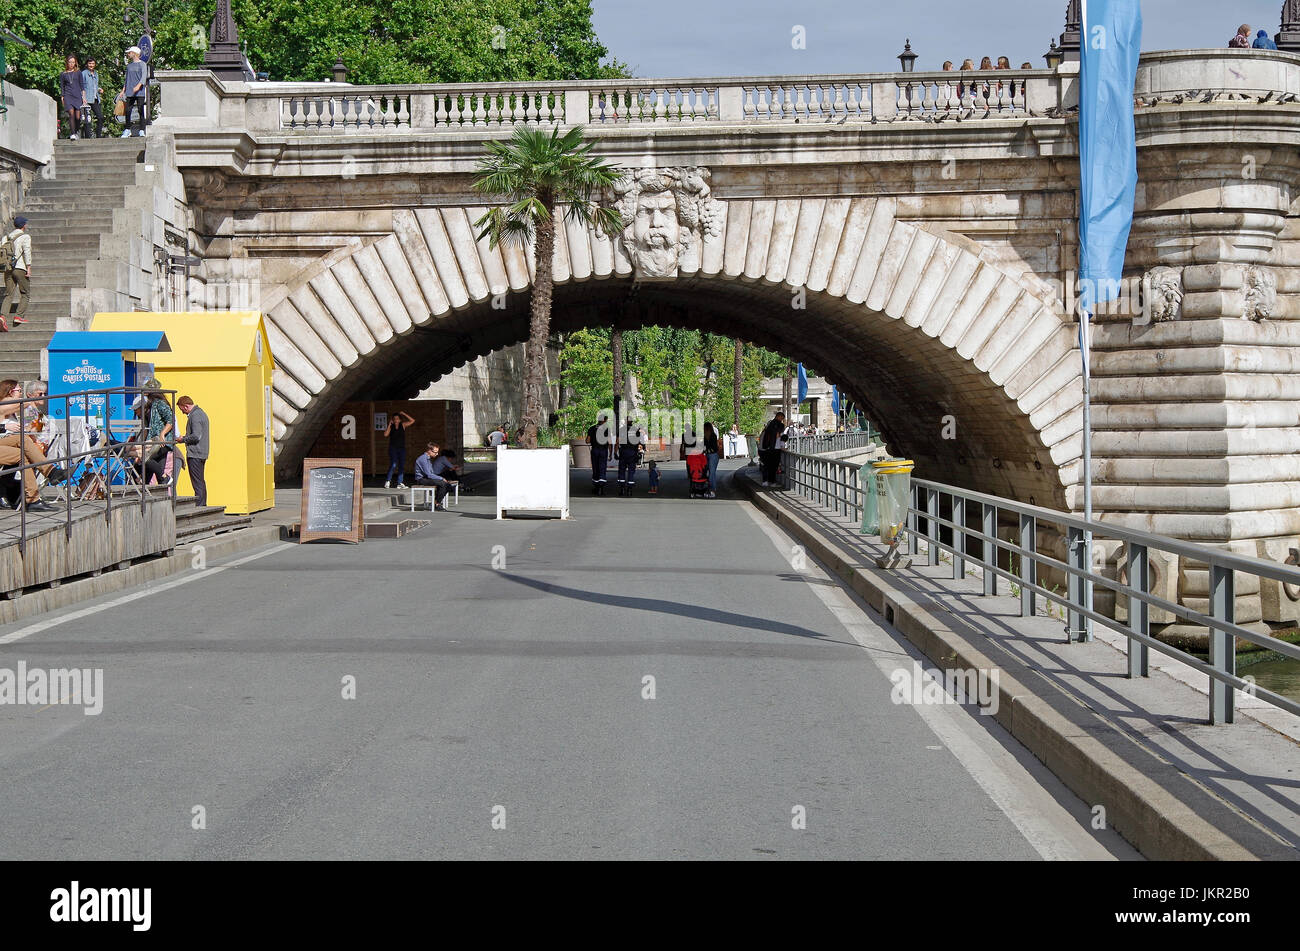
[332,57,347,84]
[1043,38,1063,70]
[898,38,917,73]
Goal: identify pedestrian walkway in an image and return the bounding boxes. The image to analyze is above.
[737,468,1300,859]
[0,458,1130,859]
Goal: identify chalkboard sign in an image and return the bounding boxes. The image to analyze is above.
[299,458,364,544]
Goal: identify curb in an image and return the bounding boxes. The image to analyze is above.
[737,473,1259,861]
[0,526,283,627]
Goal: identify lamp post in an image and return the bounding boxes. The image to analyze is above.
[332,57,348,84]
[1044,38,1064,70]
[897,38,917,73]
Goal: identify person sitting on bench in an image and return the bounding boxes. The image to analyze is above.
[413,442,459,510]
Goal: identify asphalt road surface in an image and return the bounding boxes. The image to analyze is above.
[0,461,1136,859]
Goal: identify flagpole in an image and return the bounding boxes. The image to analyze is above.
[1080,309,1094,642]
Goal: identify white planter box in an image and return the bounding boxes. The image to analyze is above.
[496,446,570,519]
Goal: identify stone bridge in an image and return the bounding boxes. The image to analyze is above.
[141,49,1300,624]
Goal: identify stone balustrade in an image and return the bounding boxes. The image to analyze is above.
[156,50,1300,136]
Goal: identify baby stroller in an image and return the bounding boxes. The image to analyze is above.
[686,453,712,499]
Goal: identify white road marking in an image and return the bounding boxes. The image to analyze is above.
[738,502,1117,861]
[0,543,294,645]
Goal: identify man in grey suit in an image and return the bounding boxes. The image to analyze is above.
[177,396,210,506]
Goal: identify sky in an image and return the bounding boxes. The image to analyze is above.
[592,0,1288,77]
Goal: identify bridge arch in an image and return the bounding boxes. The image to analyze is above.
[262,197,1083,506]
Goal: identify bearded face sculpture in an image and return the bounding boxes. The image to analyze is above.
[612,167,723,279]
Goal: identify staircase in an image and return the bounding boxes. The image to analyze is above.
[0,138,146,381]
[174,496,254,542]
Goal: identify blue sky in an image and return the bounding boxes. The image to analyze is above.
[592,0,1287,76]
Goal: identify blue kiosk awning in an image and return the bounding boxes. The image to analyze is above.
[46,331,171,354]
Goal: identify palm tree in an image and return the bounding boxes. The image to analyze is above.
[473,126,624,449]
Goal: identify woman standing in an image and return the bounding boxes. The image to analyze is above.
[703,421,720,498]
[384,410,415,489]
[59,56,86,140]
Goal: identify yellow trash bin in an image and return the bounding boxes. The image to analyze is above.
[90,312,277,514]
[871,459,915,544]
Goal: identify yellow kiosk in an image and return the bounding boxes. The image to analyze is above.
[91,312,276,514]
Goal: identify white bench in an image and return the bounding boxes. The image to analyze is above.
[408,482,458,510]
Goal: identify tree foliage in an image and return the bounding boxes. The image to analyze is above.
[556,325,780,439]
[0,0,626,102]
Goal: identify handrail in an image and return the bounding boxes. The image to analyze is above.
[778,443,1300,725]
[0,385,180,558]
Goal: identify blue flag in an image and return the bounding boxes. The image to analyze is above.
[831,386,840,416]
[1079,0,1142,312]
[796,363,808,404]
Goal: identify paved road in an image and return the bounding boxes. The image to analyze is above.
[0,461,1134,859]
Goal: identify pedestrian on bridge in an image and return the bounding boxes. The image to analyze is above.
[617,422,646,496]
[586,410,612,495]
[758,412,785,487]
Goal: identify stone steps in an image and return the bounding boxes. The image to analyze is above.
[3,140,143,380]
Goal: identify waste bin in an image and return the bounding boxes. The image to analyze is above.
[871,459,914,544]
[859,462,879,535]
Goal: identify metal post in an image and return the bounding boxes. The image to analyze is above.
[1126,542,1149,678]
[982,502,996,595]
[908,483,919,556]
[927,487,940,567]
[1067,525,1085,639]
[1209,563,1235,724]
[952,495,965,580]
[1019,512,1036,617]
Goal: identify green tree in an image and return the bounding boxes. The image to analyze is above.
[0,0,627,101]
[473,124,623,448]
[555,327,610,438]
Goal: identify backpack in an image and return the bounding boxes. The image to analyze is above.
[0,231,15,272]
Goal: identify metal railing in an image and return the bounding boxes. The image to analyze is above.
[0,385,180,556]
[785,429,876,456]
[777,446,1300,725]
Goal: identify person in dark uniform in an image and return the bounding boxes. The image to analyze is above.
[617,420,646,496]
[586,410,613,496]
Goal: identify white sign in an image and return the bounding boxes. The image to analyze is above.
[496,446,570,520]
[374,413,388,430]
